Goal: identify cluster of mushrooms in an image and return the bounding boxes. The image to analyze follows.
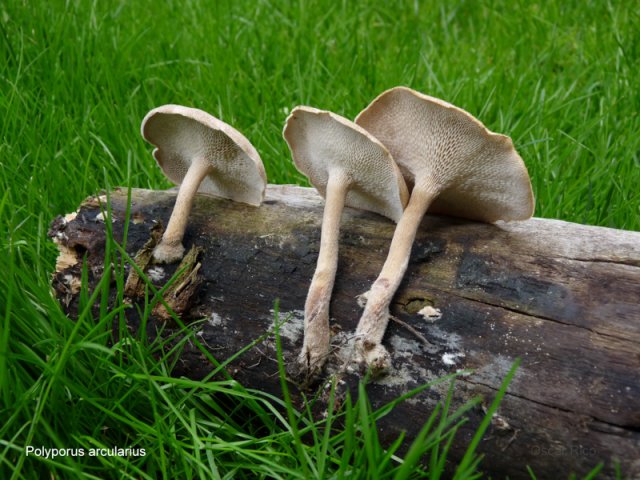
[141,86,534,380]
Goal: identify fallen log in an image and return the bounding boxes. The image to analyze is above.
[49,186,640,479]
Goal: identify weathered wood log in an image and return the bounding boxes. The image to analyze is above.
[49,186,640,479]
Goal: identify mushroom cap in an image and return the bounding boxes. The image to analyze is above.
[141,105,267,206]
[283,106,409,222]
[355,87,535,222]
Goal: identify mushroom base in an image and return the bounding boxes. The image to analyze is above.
[152,240,186,264]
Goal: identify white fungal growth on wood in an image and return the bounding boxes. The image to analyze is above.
[207,312,225,328]
[147,266,165,282]
[389,333,437,356]
[429,326,464,352]
[418,305,442,322]
[442,352,465,365]
[269,309,305,344]
[474,354,521,386]
[375,334,431,387]
[95,211,116,223]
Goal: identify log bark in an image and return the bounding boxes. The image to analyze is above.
[49,186,640,479]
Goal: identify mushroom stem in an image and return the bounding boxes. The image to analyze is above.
[355,185,437,370]
[153,158,212,263]
[299,171,350,374]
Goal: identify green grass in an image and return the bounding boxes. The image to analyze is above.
[0,0,637,478]
[1,196,516,479]
[2,0,638,229]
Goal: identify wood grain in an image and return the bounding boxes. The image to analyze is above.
[49,186,640,479]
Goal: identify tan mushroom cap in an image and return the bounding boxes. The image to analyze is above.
[141,105,267,206]
[355,87,534,222]
[283,106,409,222]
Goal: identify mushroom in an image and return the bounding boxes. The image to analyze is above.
[141,105,267,263]
[283,106,409,378]
[353,86,535,373]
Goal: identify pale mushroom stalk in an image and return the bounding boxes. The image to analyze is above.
[300,171,349,371]
[353,86,534,374]
[141,104,266,265]
[153,158,213,263]
[283,106,409,379]
[355,186,437,369]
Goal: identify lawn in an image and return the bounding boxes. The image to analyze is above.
[0,0,637,478]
